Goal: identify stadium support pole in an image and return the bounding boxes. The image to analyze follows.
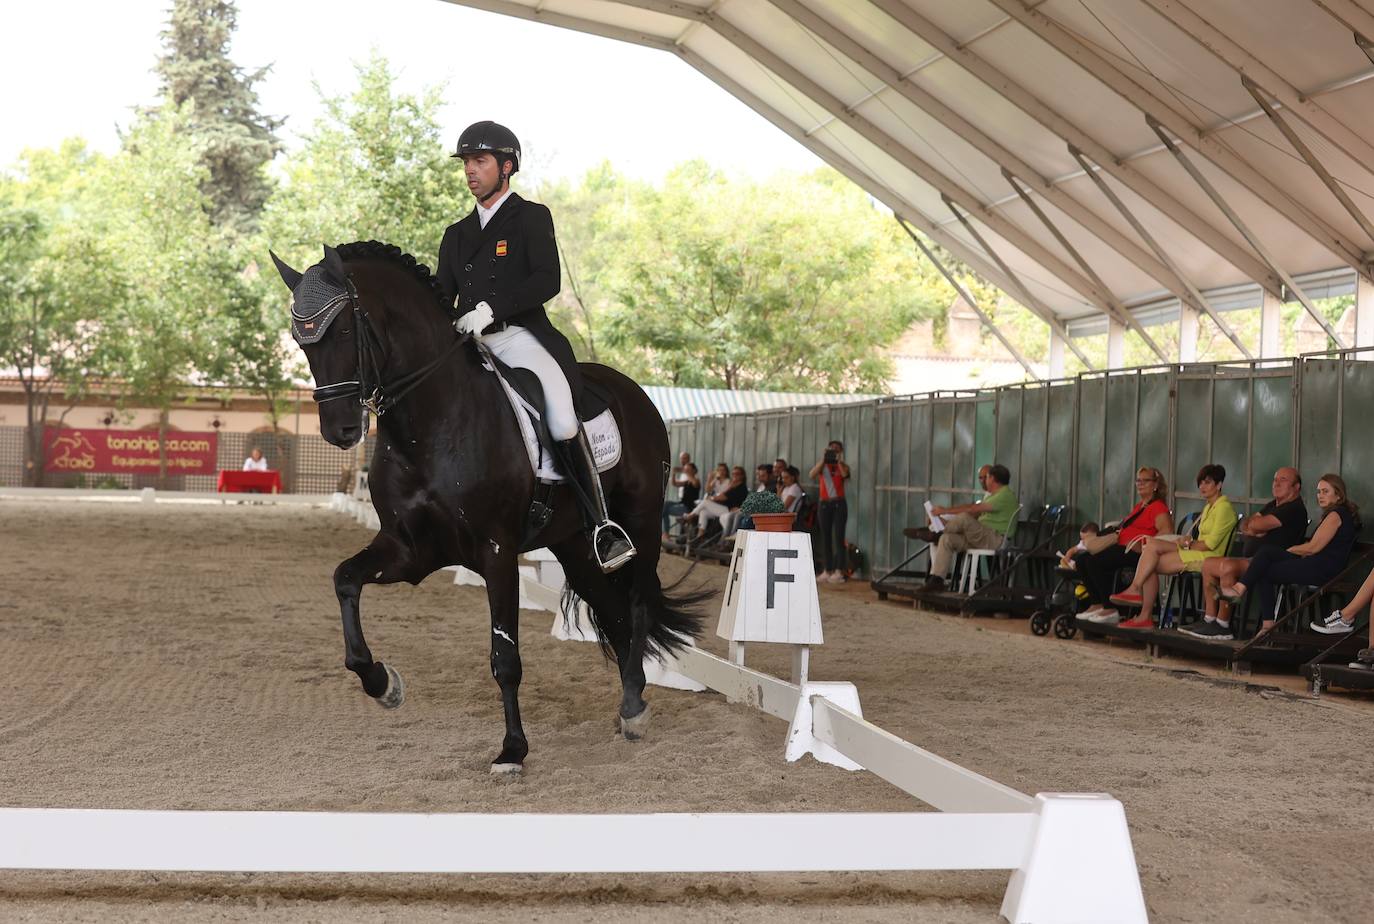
[1179,307,1199,363]
[1357,275,1374,359]
[1048,330,1066,379]
[1107,321,1126,369]
[1261,290,1283,358]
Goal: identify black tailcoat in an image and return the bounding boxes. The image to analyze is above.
[436,192,582,398]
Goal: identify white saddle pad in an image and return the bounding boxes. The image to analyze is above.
[481,355,622,481]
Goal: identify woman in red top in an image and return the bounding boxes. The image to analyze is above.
[809,439,851,583]
[1076,467,1174,622]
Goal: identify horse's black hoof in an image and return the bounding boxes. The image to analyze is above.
[620,704,651,740]
[373,663,405,709]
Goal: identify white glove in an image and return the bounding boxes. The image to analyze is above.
[454,300,495,336]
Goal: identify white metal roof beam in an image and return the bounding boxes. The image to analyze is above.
[1136,0,1374,168]
[939,200,1100,366]
[1069,146,1253,359]
[863,0,1282,297]
[760,0,1190,302]
[608,0,1134,322]
[1309,0,1374,41]
[983,0,1371,278]
[992,178,1168,360]
[1148,118,1349,348]
[1242,77,1374,247]
[896,218,1043,380]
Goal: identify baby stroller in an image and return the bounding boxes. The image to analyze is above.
[1029,563,1089,639]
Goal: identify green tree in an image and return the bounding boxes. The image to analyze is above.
[94,105,257,483]
[0,210,117,483]
[261,52,471,272]
[604,164,936,392]
[155,0,282,233]
[532,162,646,361]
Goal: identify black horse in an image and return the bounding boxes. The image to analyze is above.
[270,241,702,773]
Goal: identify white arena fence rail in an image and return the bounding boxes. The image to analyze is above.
[0,490,1149,924]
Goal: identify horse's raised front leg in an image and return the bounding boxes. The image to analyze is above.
[482,554,528,774]
[334,531,424,708]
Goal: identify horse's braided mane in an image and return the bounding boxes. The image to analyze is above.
[336,240,445,310]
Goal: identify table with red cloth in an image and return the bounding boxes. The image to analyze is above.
[217,470,282,494]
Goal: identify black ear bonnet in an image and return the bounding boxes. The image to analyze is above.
[290,265,351,345]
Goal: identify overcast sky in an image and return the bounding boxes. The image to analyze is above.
[3,0,824,181]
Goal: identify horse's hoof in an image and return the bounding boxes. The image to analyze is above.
[620,704,651,741]
[374,664,405,709]
[490,762,524,776]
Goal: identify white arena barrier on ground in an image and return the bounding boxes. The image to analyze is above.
[205,496,1155,922]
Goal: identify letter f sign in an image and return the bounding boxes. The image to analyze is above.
[766,548,798,608]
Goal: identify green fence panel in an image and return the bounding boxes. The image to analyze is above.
[1299,359,1341,495]
[910,400,932,488]
[1342,360,1374,515]
[1211,376,1251,502]
[995,389,1023,487]
[1045,383,1076,510]
[1103,375,1140,522]
[931,401,955,495]
[1019,386,1048,510]
[1136,371,1171,479]
[1174,377,1213,499]
[1077,377,1105,523]
[975,397,996,476]
[1250,373,1293,500]
[953,400,977,494]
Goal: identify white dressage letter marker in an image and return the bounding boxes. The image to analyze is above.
[717,531,822,646]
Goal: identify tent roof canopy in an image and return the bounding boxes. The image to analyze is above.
[442,0,1374,337]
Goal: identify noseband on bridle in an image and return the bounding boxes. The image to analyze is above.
[294,272,467,418]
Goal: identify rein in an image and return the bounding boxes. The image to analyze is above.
[311,276,470,417]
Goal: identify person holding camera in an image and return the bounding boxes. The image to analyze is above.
[809,440,851,583]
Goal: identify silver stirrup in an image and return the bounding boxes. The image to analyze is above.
[577,429,637,572]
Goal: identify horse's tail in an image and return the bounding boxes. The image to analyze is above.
[637,565,711,659]
[559,565,709,662]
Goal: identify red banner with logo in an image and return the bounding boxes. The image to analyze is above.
[43,427,218,475]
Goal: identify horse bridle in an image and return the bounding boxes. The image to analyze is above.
[308,275,468,417]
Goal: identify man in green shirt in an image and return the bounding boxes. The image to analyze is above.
[920,463,1018,591]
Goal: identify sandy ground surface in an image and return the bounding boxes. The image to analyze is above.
[1,497,1372,923]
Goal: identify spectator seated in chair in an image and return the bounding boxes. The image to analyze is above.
[1059,522,1100,571]
[779,465,804,514]
[1217,473,1361,638]
[1078,467,1174,625]
[1109,464,1236,629]
[1181,467,1306,640]
[681,465,748,545]
[243,447,269,472]
[906,463,1018,592]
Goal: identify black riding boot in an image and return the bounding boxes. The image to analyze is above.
[555,430,636,573]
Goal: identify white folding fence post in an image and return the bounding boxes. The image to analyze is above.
[1000,793,1148,924]
[715,530,857,767]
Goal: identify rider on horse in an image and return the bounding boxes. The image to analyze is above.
[436,120,635,574]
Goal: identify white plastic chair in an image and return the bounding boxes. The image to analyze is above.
[958,504,1024,595]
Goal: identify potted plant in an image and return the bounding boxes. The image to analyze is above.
[739,490,794,532]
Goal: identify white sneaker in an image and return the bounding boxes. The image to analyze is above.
[818,570,834,583]
[1311,611,1355,634]
[1085,609,1120,625]
[829,571,847,583]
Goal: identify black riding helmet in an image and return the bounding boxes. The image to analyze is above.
[452,120,521,176]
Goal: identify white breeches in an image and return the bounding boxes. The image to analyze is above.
[480,325,578,441]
